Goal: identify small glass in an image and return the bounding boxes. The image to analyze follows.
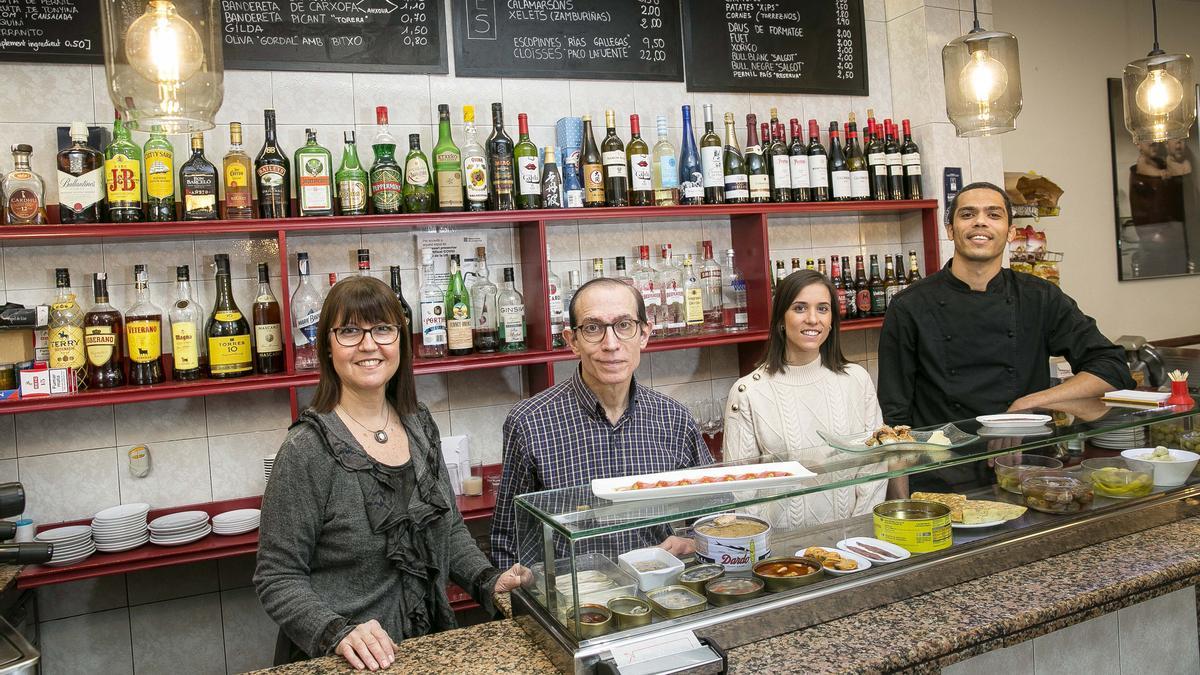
[463,454,484,497]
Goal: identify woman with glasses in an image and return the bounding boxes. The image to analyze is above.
[255,275,527,670]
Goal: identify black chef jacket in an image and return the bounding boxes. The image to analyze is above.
[878,262,1134,428]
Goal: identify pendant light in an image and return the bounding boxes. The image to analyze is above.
[1122,0,1195,143]
[100,0,224,133]
[941,0,1023,137]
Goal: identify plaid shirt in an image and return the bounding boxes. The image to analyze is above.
[489,369,712,570]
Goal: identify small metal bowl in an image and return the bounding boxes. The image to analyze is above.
[752,556,826,592]
[677,563,725,594]
[645,585,708,619]
[563,603,612,639]
[606,596,652,630]
[704,576,765,606]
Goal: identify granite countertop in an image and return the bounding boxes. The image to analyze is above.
[249,517,1200,675]
[0,566,20,593]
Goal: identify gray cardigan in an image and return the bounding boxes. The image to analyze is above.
[253,405,500,658]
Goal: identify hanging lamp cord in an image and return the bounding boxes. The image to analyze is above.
[972,0,981,32]
[1149,0,1164,55]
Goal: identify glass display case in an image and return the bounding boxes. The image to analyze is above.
[509,401,1200,674]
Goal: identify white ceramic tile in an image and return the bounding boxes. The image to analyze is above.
[102,239,196,289]
[0,460,15,485]
[271,72,354,126]
[696,93,752,123]
[886,9,934,124]
[968,135,1005,187]
[703,218,734,258]
[921,7,961,126]
[710,377,739,406]
[942,641,1032,674]
[0,416,14,461]
[767,215,812,250]
[926,0,960,8]
[578,218,643,261]
[288,232,362,278]
[809,214,863,249]
[221,587,279,673]
[416,373,450,412]
[448,366,526,409]
[213,70,275,126]
[127,561,220,606]
[39,608,134,675]
[2,241,102,291]
[865,358,880,386]
[1032,612,1118,675]
[841,329,870,362]
[360,230,419,271]
[0,64,94,124]
[863,20,895,121]
[960,10,993,34]
[16,406,115,457]
[115,438,212,508]
[505,78,571,124]
[642,218,706,260]
[650,348,710,386]
[546,222,581,263]
[865,0,886,22]
[633,81,693,121]
[114,398,208,446]
[708,345,742,379]
[129,593,225,675]
[861,215,903,245]
[448,403,516,465]
[569,80,635,128]
[428,76,504,124]
[19,447,119,523]
[192,237,281,282]
[207,429,287,500]
[1118,587,1200,674]
[885,0,924,21]
[962,0,992,13]
[352,73,431,126]
[36,576,128,622]
[431,411,451,438]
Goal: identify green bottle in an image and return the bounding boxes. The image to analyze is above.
[369,105,402,214]
[293,129,334,217]
[445,254,472,356]
[513,112,541,210]
[143,126,175,221]
[432,104,463,212]
[335,130,368,216]
[104,113,144,223]
[402,133,433,213]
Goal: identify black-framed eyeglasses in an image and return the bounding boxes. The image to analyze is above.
[570,319,642,343]
[331,324,401,347]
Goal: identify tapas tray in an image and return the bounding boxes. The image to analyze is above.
[590,462,816,502]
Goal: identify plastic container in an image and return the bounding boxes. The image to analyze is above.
[617,547,685,592]
[1080,457,1153,499]
[994,454,1064,494]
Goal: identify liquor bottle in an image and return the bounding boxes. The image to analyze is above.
[901,119,922,199]
[253,263,284,374]
[541,145,562,208]
[48,268,86,390]
[768,112,791,203]
[865,112,888,201]
[743,114,769,203]
[831,256,847,319]
[417,248,447,358]
[402,133,433,214]
[828,122,851,201]
[678,105,704,206]
[562,155,583,208]
[370,106,402,214]
[868,254,886,316]
[388,265,414,339]
[486,102,515,210]
[659,245,685,336]
[513,113,541,209]
[894,253,909,295]
[433,104,463,212]
[650,115,679,207]
[774,260,787,289]
[700,104,725,204]
[601,109,628,207]
[461,105,489,212]
[591,257,605,280]
[471,247,498,353]
[180,133,219,220]
[291,252,322,370]
[445,254,473,356]
[3,144,46,224]
[722,113,748,204]
[84,272,124,388]
[143,127,175,221]
[548,257,565,347]
[57,122,106,223]
[846,114,870,201]
[883,255,900,308]
[125,265,164,385]
[357,248,371,276]
[700,240,723,331]
[817,257,827,277]
[722,249,748,332]
[884,120,905,201]
[169,265,202,381]
[853,255,871,317]
[807,120,829,202]
[614,256,633,285]
[255,109,291,219]
[105,114,143,222]
[907,249,923,284]
[207,254,253,379]
[841,256,858,320]
[563,270,581,315]
[682,255,704,334]
[328,273,338,288]
[335,131,369,216]
[580,115,605,207]
[788,119,810,203]
[497,267,526,352]
[223,122,254,220]
[626,114,653,206]
[632,245,661,335]
[293,129,334,217]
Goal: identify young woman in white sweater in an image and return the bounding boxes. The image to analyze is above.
[722,270,889,531]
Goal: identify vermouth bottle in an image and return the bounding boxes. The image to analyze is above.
[48,268,87,390]
[433,104,463,212]
[744,114,769,203]
[255,109,291,218]
[57,121,106,223]
[206,254,253,379]
[84,273,124,388]
[601,109,628,207]
[486,102,515,210]
[445,254,473,356]
[125,265,164,385]
[253,263,284,374]
[169,265,202,381]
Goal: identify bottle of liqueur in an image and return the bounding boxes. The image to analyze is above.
[682,255,704,334]
[907,249,923,284]
[864,112,888,200]
[768,112,791,203]
[432,104,463,212]
[901,119,923,199]
[700,104,725,204]
[743,114,769,203]
[291,252,322,370]
[658,245,685,336]
[841,255,858,320]
[831,256,847,319]
[3,144,46,224]
[48,268,86,390]
[513,113,541,210]
[806,120,829,202]
[787,119,809,203]
[700,240,723,332]
[169,265,202,381]
[883,254,900,308]
[601,110,628,207]
[370,106,403,214]
[255,109,291,218]
[497,267,525,352]
[846,115,871,201]
[722,249,748,332]
[57,121,106,223]
[445,254,473,356]
[626,114,653,207]
[335,131,369,216]
[590,257,605,281]
[678,105,704,206]
[126,265,164,385]
[486,102,515,210]
[721,113,748,204]
[207,254,253,379]
[253,263,284,374]
[180,133,219,220]
[827,122,852,201]
[105,114,143,223]
[84,272,124,388]
[547,256,566,347]
[293,129,334,217]
[631,245,660,335]
[223,122,254,219]
[651,115,679,206]
[884,120,905,201]
[471,247,499,353]
[580,115,605,207]
[388,266,415,338]
[614,255,633,286]
[894,253,909,295]
[853,255,871,317]
[458,106,489,213]
[357,248,372,276]
[562,156,583,208]
[402,133,433,214]
[417,248,447,358]
[563,270,581,317]
[868,254,886,316]
[143,126,175,222]
[541,145,562,208]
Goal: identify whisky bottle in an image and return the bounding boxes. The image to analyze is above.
[601,109,628,207]
[48,268,87,390]
[105,113,143,223]
[2,144,46,224]
[169,265,202,381]
[291,252,322,370]
[255,109,291,218]
[461,105,489,212]
[144,126,176,222]
[486,102,515,210]
[253,263,284,374]
[370,106,402,214]
[513,113,541,210]
[497,267,525,352]
[126,265,164,385]
[721,113,748,204]
[389,265,414,338]
[84,272,124,388]
[402,133,433,214]
[335,131,368,216]
[417,248,447,358]
[627,114,652,207]
[207,254,253,378]
[294,129,334,217]
[445,254,473,356]
[433,104,463,212]
[580,115,605,207]
[180,133,219,220]
[471,247,498,353]
[57,122,106,223]
[223,122,254,219]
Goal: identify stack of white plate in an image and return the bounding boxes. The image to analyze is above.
[212,508,261,536]
[91,503,151,553]
[263,455,276,483]
[35,525,96,567]
[1093,427,1146,449]
[148,511,211,546]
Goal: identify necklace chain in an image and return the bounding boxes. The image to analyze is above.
[339,399,391,444]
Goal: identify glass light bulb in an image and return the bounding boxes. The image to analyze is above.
[1135,67,1184,116]
[959,49,1009,106]
[124,0,204,85]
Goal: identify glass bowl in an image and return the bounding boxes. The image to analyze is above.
[1020,474,1094,514]
[994,453,1064,494]
[1080,457,1154,499]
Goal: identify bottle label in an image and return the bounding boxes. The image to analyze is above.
[583,162,605,202]
[850,170,870,198]
[106,153,141,204]
[171,321,199,370]
[685,288,704,324]
[500,304,525,343]
[548,289,564,322]
[5,189,40,221]
[447,317,472,350]
[208,335,252,373]
[298,155,332,211]
[490,155,514,195]
[904,161,922,176]
[370,166,403,212]
[255,323,283,355]
[749,174,771,198]
[885,284,900,306]
[601,150,627,179]
[566,188,584,208]
[887,152,903,176]
[735,311,748,326]
[867,152,886,168]
[640,288,661,307]
[856,289,871,313]
[126,320,161,363]
[659,156,679,189]
[903,152,921,169]
[543,170,563,207]
[771,156,792,190]
[517,157,540,196]
[663,287,685,307]
[629,153,652,190]
[463,155,489,202]
[214,311,242,322]
[870,288,886,313]
[184,175,217,216]
[225,162,252,210]
[295,310,320,347]
[789,155,809,189]
[436,167,464,208]
[723,173,749,199]
[701,146,724,188]
[682,182,703,199]
[258,164,289,210]
[404,156,430,186]
[339,179,367,211]
[830,170,852,198]
[808,155,829,188]
[49,325,85,368]
[421,300,447,346]
[144,149,174,199]
[84,325,116,366]
[58,168,105,214]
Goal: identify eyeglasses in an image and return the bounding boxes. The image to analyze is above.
[570,319,642,343]
[331,324,401,347]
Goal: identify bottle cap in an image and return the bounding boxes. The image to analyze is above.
[438,103,449,115]
[463,105,475,123]
[376,106,389,125]
[176,265,189,281]
[69,121,89,141]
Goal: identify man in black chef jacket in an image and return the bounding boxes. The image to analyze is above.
[878,182,1134,434]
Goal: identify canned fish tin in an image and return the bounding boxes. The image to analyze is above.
[691,513,772,572]
[872,499,951,553]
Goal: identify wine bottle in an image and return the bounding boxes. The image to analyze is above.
[402,133,434,214]
[253,263,284,374]
[828,122,851,201]
[768,111,791,202]
[433,104,463,212]
[84,272,124,388]
[788,119,810,202]
[207,254,253,379]
[541,145,562,208]
[865,112,888,201]
[169,265,201,381]
[487,103,516,210]
[722,113,748,204]
[884,119,905,201]
[678,105,703,206]
[651,115,679,206]
[461,105,489,212]
[255,109,291,218]
[514,113,541,209]
[700,104,725,204]
[744,114,769,203]
[901,119,922,199]
[846,114,870,201]
[580,115,605,207]
[389,265,414,339]
[180,133,219,220]
[627,114,653,206]
[125,265,163,385]
[601,109,628,207]
[807,120,829,202]
[445,254,473,356]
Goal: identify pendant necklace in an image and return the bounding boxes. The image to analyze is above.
[339,399,390,444]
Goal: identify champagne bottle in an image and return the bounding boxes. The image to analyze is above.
[744,114,769,203]
[207,254,253,378]
[722,113,748,204]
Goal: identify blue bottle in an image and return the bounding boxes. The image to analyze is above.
[563,158,584,208]
[678,105,704,205]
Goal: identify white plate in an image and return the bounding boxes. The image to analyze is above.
[796,546,872,575]
[91,521,147,533]
[951,519,1009,529]
[591,461,816,502]
[212,509,261,526]
[48,543,96,556]
[975,414,1053,429]
[92,503,150,522]
[149,511,209,531]
[978,426,1054,438]
[35,525,93,542]
[46,552,94,567]
[95,534,150,553]
[213,524,259,536]
[835,537,911,564]
[150,525,211,546]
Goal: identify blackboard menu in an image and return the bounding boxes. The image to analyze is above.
[0,0,103,64]
[452,0,684,81]
[682,0,869,96]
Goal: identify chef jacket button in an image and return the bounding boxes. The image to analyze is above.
[752,374,761,381]
[1006,297,1013,304]
[731,404,740,412]
[1007,367,1015,374]
[1008,330,1015,338]
[737,384,747,392]
[938,300,946,307]
[950,369,958,376]
[944,334,952,341]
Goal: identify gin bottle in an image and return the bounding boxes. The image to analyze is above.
[497,267,526,352]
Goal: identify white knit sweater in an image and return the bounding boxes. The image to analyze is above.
[722,358,887,531]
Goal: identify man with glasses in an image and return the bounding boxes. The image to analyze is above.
[489,277,712,570]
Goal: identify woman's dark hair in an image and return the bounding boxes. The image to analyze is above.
[309,275,418,415]
[757,269,849,376]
